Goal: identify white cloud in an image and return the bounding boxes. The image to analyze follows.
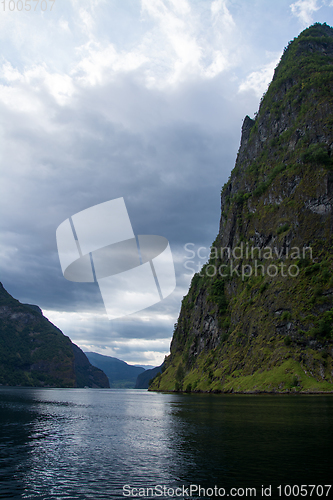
[139,0,236,86]
[290,0,320,25]
[0,82,43,114]
[1,61,24,82]
[0,61,75,107]
[81,339,170,365]
[78,8,95,37]
[0,0,238,102]
[43,71,75,105]
[167,0,191,16]
[141,0,203,85]
[59,18,71,33]
[211,0,235,29]
[43,309,172,365]
[73,42,148,86]
[69,0,106,38]
[238,54,282,98]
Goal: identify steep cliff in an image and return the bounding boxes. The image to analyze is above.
[0,283,109,388]
[150,23,333,393]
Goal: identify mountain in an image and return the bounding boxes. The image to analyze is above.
[84,352,145,388]
[135,364,155,370]
[150,23,333,394]
[135,364,163,389]
[0,283,109,388]
[71,344,110,388]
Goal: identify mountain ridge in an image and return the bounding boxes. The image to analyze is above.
[0,282,109,388]
[135,363,163,389]
[84,351,145,388]
[150,23,333,394]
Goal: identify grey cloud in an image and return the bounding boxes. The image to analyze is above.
[0,65,259,355]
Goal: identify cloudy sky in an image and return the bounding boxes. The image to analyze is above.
[1,0,332,366]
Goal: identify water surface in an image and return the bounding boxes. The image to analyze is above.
[0,388,332,499]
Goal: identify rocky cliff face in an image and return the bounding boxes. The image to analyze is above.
[150,23,333,393]
[0,283,109,388]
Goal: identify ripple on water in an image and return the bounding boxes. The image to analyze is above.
[0,389,332,499]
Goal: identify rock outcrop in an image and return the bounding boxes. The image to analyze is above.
[150,23,333,393]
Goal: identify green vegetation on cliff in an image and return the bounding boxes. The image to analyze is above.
[0,283,109,388]
[150,23,333,394]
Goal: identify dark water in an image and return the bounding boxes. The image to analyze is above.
[0,388,332,500]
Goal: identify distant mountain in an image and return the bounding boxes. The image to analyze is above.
[135,364,163,389]
[71,344,109,389]
[0,283,109,388]
[85,352,145,388]
[135,364,155,370]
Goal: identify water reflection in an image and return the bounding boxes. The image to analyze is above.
[165,394,333,491]
[0,388,42,499]
[0,388,332,499]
